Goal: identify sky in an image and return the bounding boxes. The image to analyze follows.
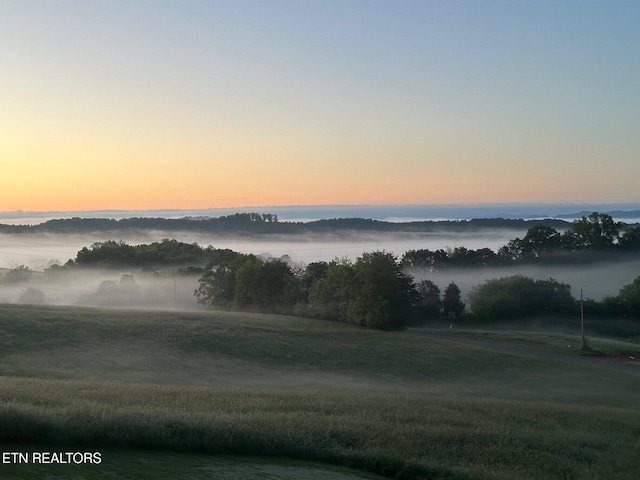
[1,0,639,212]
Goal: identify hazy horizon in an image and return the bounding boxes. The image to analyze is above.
[1,207,639,307]
[2,201,640,226]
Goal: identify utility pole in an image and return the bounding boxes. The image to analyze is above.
[580,288,585,350]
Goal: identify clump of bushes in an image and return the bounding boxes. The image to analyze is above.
[467,275,575,323]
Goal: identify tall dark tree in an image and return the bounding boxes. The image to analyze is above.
[301,261,330,292]
[233,258,296,310]
[498,238,526,263]
[522,225,562,257]
[195,253,254,308]
[619,226,640,250]
[350,251,415,330]
[442,282,465,320]
[413,279,442,323]
[307,259,356,322]
[618,276,640,317]
[401,249,437,270]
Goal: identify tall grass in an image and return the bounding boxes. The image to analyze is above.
[1,377,639,479]
[1,304,640,478]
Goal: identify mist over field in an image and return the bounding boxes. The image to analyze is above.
[410,257,640,302]
[0,228,524,308]
[0,229,524,270]
[1,226,638,309]
[0,268,201,310]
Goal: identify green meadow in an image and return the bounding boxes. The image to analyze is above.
[0,304,639,479]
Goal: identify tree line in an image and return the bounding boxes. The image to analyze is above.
[193,248,640,332]
[193,248,640,331]
[402,212,640,270]
[0,212,570,234]
[194,250,465,330]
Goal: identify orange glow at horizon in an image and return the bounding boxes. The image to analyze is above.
[3,150,621,213]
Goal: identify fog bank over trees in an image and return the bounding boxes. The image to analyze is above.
[0,212,639,334]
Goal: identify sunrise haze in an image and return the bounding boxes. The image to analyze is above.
[2,1,638,211]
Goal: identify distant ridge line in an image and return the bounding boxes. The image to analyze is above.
[0,214,572,235]
[556,210,640,219]
[1,203,640,225]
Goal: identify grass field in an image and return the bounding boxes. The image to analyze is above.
[0,304,639,479]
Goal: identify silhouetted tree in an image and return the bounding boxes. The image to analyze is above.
[619,226,640,250]
[350,251,415,330]
[234,258,296,311]
[442,282,465,320]
[618,276,640,318]
[562,212,622,250]
[413,279,442,323]
[307,259,356,322]
[195,253,255,308]
[522,225,562,258]
[498,238,526,263]
[300,261,329,297]
[401,249,438,270]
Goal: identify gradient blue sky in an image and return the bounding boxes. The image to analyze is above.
[2,1,638,210]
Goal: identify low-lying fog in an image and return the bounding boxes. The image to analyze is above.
[410,259,640,302]
[0,230,522,270]
[1,229,638,308]
[0,268,200,310]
